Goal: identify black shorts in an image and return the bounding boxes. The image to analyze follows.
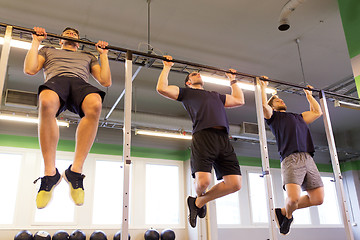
[38,76,105,118]
[190,128,241,180]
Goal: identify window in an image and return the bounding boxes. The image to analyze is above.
[34,159,75,223]
[283,190,311,224]
[215,178,241,224]
[145,164,179,225]
[0,153,22,224]
[92,160,127,225]
[248,172,268,223]
[318,176,342,224]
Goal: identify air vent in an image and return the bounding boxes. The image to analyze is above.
[241,121,274,139]
[5,89,37,109]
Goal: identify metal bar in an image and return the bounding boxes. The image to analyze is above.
[0,22,359,102]
[0,26,12,105]
[254,77,278,240]
[121,51,133,240]
[105,66,143,120]
[319,91,354,240]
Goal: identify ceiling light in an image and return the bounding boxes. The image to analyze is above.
[0,113,69,127]
[0,37,44,50]
[135,129,192,140]
[201,75,277,94]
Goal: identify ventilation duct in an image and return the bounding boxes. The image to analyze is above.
[278,0,307,31]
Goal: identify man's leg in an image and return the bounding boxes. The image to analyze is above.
[36,89,62,209]
[296,186,324,209]
[38,89,61,176]
[72,93,102,173]
[283,183,301,218]
[63,93,102,206]
[195,174,242,208]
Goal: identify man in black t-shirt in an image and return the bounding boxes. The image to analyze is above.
[157,55,245,228]
[260,80,324,235]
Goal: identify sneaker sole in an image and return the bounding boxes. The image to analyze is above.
[274,209,282,229]
[280,220,293,236]
[62,171,84,206]
[36,175,62,209]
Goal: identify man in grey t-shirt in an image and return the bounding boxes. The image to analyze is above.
[24,26,112,208]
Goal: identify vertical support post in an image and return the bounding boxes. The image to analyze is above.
[0,26,12,105]
[254,77,278,240]
[121,51,133,240]
[319,91,354,240]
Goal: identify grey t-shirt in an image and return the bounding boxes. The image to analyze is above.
[38,46,99,82]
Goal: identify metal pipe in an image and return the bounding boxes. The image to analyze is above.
[0,22,359,102]
[105,66,143,120]
[319,90,354,240]
[0,26,12,105]
[121,51,133,240]
[254,77,278,240]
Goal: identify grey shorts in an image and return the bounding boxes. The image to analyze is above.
[281,152,323,191]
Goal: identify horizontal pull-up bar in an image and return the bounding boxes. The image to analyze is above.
[1,22,359,103]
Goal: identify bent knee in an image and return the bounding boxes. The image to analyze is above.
[230,180,242,193]
[83,99,102,117]
[311,197,324,206]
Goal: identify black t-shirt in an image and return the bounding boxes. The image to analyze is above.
[177,88,228,134]
[265,111,315,162]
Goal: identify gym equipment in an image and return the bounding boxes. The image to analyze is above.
[34,231,51,240]
[52,230,69,240]
[144,229,159,240]
[69,230,86,240]
[160,229,175,240]
[90,230,107,240]
[14,230,33,240]
[113,230,130,240]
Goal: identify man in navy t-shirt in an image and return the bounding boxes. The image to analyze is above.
[157,55,245,228]
[260,80,324,235]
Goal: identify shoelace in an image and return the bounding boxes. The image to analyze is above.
[33,176,44,184]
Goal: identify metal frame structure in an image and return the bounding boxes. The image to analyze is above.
[0,22,359,240]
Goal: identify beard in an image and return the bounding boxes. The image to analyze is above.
[275,105,287,111]
[62,40,78,47]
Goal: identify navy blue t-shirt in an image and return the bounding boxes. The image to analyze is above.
[177,88,229,134]
[265,111,315,162]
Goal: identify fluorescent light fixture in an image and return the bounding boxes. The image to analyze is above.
[0,37,44,50]
[334,100,360,110]
[0,114,69,127]
[135,129,192,140]
[201,75,277,94]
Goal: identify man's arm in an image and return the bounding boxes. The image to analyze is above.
[156,55,180,100]
[91,41,112,87]
[224,69,245,108]
[259,79,273,119]
[24,27,46,75]
[301,85,323,124]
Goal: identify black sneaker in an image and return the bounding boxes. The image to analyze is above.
[280,216,294,235]
[63,165,85,206]
[187,196,201,228]
[34,168,62,209]
[198,204,207,218]
[275,208,285,230]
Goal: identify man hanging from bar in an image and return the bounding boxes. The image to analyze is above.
[24,27,112,208]
[260,79,324,235]
[156,55,244,228]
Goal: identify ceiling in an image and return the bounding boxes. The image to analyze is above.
[0,0,359,161]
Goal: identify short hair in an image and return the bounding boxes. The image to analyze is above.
[267,95,278,107]
[184,73,191,88]
[62,27,80,39]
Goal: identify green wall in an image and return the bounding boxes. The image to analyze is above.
[0,134,358,172]
[338,0,360,58]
